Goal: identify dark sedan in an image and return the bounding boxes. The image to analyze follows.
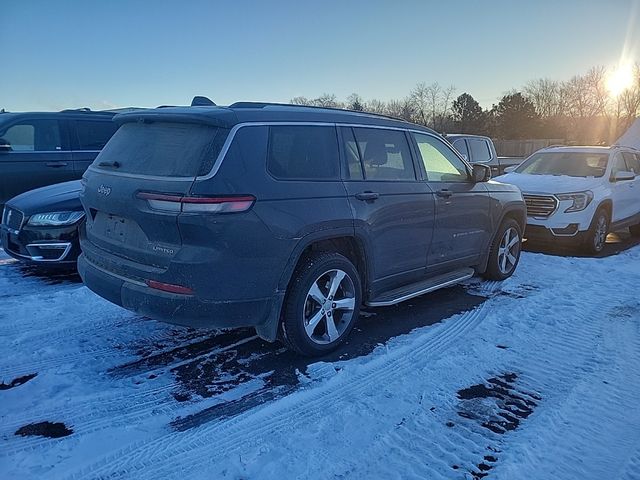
[1,180,83,266]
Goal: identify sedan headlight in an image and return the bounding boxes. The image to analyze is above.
[556,191,593,212]
[27,211,85,226]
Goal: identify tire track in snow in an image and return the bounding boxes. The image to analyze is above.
[64,298,493,479]
[0,335,261,456]
[492,304,640,479]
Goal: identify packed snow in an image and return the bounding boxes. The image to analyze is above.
[1,245,639,479]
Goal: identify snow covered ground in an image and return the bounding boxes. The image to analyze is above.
[1,245,639,479]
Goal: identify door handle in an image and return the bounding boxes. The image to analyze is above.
[436,189,453,198]
[355,191,380,202]
[45,162,68,167]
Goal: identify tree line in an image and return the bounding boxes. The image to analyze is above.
[290,65,640,144]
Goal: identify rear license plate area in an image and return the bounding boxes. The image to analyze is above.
[104,214,128,243]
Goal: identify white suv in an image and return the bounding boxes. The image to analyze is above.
[496,145,640,253]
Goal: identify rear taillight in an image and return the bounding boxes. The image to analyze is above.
[136,192,255,213]
[146,279,194,295]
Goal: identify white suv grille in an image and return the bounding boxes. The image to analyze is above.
[523,194,558,218]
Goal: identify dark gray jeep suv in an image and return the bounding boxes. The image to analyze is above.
[79,102,525,356]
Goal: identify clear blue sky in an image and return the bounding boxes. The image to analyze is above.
[1,0,638,111]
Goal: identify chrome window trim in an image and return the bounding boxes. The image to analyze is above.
[84,121,449,182]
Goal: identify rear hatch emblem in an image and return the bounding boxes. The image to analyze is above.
[98,185,112,196]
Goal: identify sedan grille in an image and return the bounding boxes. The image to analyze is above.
[523,194,558,218]
[2,207,24,231]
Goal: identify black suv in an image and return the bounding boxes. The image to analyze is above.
[0,109,119,264]
[0,109,118,209]
[79,102,525,356]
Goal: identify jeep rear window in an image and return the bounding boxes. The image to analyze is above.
[94,122,228,177]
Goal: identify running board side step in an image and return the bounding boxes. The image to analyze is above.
[366,268,475,307]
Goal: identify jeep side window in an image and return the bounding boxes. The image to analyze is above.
[75,120,119,150]
[341,127,364,180]
[467,138,492,162]
[352,128,415,181]
[267,125,339,180]
[1,120,62,151]
[413,133,469,182]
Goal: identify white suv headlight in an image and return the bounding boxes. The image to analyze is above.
[27,211,85,226]
[556,191,593,212]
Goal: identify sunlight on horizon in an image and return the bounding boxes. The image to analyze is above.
[606,62,635,97]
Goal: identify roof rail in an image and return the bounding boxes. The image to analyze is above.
[228,101,408,123]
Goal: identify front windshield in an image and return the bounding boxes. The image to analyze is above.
[515,152,609,177]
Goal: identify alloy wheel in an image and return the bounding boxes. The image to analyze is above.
[593,214,608,251]
[498,227,520,275]
[303,269,356,345]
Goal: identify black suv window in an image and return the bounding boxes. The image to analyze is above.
[267,126,339,180]
[1,120,62,151]
[75,120,118,150]
[413,133,469,182]
[352,127,415,180]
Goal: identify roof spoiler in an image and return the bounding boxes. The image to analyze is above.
[191,96,216,107]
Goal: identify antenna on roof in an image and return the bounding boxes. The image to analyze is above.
[191,96,216,107]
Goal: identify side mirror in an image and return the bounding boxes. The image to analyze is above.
[472,164,491,183]
[503,165,517,173]
[0,138,11,152]
[614,170,635,182]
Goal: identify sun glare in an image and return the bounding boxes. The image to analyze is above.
[606,63,634,97]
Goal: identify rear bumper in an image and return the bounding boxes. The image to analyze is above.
[78,253,278,330]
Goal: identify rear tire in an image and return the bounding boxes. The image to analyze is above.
[583,208,609,255]
[483,218,522,281]
[281,252,362,356]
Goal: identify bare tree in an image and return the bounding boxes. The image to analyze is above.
[386,97,415,122]
[346,93,364,111]
[524,78,562,117]
[290,96,312,105]
[619,63,640,119]
[313,93,341,108]
[364,99,387,115]
[410,82,430,125]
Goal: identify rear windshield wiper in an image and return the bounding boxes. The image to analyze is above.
[98,161,120,169]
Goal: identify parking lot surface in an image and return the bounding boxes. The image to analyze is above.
[1,235,639,479]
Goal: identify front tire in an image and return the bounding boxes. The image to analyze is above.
[281,252,362,356]
[483,218,522,281]
[583,208,609,255]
